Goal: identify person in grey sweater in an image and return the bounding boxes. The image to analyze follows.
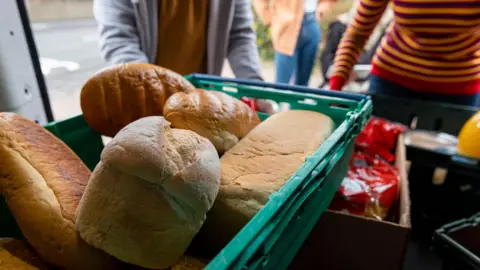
[93,0,263,80]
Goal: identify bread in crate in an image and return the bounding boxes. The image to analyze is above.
[0,238,48,269]
[0,113,123,269]
[192,110,334,254]
[0,64,341,269]
[76,116,221,269]
[164,89,261,153]
[80,63,196,137]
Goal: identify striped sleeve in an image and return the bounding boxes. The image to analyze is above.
[330,0,389,90]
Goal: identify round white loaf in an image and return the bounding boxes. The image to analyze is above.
[76,116,220,269]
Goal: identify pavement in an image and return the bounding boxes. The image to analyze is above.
[26,0,93,22]
[33,19,102,120]
[32,19,324,121]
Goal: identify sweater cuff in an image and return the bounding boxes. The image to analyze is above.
[329,76,345,91]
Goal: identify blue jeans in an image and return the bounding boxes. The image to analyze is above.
[275,13,321,86]
[369,74,480,107]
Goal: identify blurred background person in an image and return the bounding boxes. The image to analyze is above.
[254,0,338,86]
[319,0,393,89]
[94,0,263,80]
[329,0,480,107]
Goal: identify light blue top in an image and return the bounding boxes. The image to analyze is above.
[305,0,317,13]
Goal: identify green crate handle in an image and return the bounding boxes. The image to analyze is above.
[189,80,367,125]
[188,74,367,101]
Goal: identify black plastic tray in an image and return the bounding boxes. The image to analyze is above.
[372,93,477,135]
[433,213,480,270]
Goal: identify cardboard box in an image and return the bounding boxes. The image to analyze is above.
[289,135,411,270]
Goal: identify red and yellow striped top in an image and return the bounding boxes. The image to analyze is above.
[330,0,480,95]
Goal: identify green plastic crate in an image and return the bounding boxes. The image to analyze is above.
[0,75,371,269]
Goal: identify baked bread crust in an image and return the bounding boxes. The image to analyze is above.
[0,113,124,269]
[191,110,335,255]
[80,63,196,137]
[0,238,48,270]
[76,116,220,269]
[164,90,260,153]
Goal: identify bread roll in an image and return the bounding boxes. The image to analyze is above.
[164,90,261,153]
[192,110,334,254]
[0,113,124,269]
[81,63,196,137]
[0,238,47,269]
[76,116,221,269]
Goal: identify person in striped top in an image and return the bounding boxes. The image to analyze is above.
[329,0,480,107]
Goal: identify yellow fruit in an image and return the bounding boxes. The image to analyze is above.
[458,111,480,159]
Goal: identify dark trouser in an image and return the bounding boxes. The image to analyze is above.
[275,12,321,86]
[368,74,480,107]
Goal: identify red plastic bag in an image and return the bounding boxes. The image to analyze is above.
[355,117,406,163]
[330,117,405,219]
[330,151,400,220]
[240,97,257,112]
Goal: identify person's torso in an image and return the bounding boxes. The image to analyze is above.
[375,0,480,85]
[269,0,313,55]
[155,0,209,75]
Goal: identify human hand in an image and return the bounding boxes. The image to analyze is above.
[255,99,280,114]
[329,72,356,91]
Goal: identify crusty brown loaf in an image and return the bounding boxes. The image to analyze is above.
[0,238,48,269]
[164,90,261,153]
[76,116,220,269]
[0,113,125,270]
[80,63,196,137]
[191,110,335,255]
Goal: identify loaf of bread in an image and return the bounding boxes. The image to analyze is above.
[76,116,221,269]
[0,113,124,270]
[0,238,47,269]
[81,63,196,137]
[164,90,261,153]
[191,110,335,254]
